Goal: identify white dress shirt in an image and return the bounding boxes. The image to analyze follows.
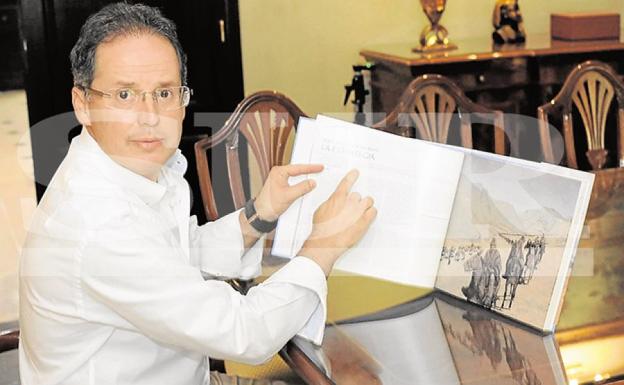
[19,129,327,385]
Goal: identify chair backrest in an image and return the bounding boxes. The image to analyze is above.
[0,329,19,353]
[372,74,507,155]
[194,91,307,221]
[538,60,624,170]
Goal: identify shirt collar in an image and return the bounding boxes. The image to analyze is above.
[165,148,188,175]
[73,127,168,206]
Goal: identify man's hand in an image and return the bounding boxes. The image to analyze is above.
[298,169,377,276]
[253,164,324,222]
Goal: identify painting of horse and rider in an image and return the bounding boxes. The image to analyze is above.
[440,234,546,310]
[432,149,588,330]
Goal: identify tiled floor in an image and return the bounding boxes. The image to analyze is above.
[0,90,36,324]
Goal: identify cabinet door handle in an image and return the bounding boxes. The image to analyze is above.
[219,19,226,43]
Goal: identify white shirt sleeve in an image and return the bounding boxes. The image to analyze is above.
[80,226,328,364]
[188,209,263,280]
[262,257,327,344]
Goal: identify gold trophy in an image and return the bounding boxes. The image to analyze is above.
[413,0,457,53]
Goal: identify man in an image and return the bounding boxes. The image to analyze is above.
[19,3,376,385]
[481,238,501,308]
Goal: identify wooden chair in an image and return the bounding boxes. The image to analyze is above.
[194,90,307,222]
[372,74,507,155]
[0,328,18,353]
[194,91,308,378]
[0,326,19,385]
[538,60,624,170]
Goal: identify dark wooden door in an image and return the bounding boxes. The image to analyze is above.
[20,0,244,222]
[0,0,24,90]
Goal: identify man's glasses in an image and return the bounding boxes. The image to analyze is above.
[82,85,192,111]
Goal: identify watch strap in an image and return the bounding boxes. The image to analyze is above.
[244,198,278,233]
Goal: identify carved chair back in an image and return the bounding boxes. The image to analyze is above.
[538,60,624,170]
[194,91,307,222]
[373,74,506,155]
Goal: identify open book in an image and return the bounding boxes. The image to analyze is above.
[272,115,594,332]
[291,292,567,385]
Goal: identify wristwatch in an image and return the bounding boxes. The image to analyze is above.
[244,198,278,233]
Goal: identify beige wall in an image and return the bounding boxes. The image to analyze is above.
[0,90,35,323]
[239,0,624,116]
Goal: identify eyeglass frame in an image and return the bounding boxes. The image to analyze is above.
[78,84,193,111]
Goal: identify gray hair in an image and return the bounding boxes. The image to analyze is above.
[70,2,187,88]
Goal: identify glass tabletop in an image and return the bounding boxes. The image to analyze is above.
[287,291,624,385]
[277,168,624,385]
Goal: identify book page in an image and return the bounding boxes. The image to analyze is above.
[537,163,594,330]
[272,118,317,257]
[272,116,464,287]
[434,149,594,331]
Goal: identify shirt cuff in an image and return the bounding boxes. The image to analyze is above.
[236,207,264,280]
[263,256,328,346]
[238,233,263,280]
[195,209,263,279]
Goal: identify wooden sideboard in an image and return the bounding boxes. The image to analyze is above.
[360,34,624,159]
[361,33,624,116]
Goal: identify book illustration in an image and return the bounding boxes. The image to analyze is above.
[444,233,548,311]
[499,234,527,310]
[435,152,586,330]
[499,233,545,309]
[457,238,501,310]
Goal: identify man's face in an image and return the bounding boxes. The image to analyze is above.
[77,33,185,180]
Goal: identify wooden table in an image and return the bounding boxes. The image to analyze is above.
[557,168,624,335]
[282,292,624,385]
[281,167,624,385]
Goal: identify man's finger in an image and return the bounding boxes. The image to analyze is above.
[360,196,374,209]
[285,178,317,201]
[355,207,378,232]
[348,192,362,202]
[282,164,324,177]
[332,169,359,198]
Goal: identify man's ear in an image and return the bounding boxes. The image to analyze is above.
[71,86,91,126]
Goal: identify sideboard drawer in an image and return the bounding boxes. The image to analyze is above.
[448,58,530,92]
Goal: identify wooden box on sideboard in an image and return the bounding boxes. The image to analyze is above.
[551,12,620,41]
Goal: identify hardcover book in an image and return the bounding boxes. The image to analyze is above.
[272,116,594,332]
